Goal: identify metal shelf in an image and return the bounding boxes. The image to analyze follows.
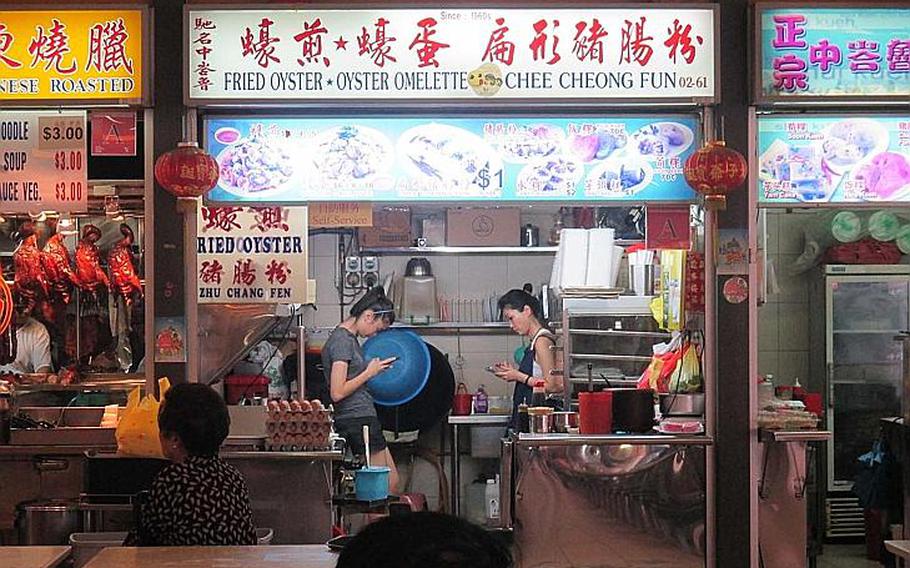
[567,329,670,338]
[833,329,904,334]
[393,321,509,330]
[569,353,653,362]
[361,246,558,255]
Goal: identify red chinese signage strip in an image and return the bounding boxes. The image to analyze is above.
[185,6,717,104]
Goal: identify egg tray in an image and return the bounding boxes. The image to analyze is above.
[265,407,333,452]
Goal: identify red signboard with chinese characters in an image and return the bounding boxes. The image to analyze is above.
[90,111,136,156]
[196,205,308,304]
[186,6,717,103]
[0,9,147,104]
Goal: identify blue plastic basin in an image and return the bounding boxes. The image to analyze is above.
[355,466,390,501]
[363,330,431,406]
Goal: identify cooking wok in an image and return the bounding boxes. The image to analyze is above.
[376,343,454,433]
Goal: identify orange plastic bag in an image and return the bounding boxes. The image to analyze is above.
[115,377,170,458]
[638,333,684,393]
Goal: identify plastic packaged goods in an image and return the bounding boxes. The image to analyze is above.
[485,477,500,524]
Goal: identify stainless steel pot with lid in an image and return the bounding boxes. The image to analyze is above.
[16,499,82,545]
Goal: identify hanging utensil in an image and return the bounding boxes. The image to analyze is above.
[587,363,594,392]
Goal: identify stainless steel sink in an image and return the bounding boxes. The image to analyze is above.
[11,407,116,446]
[19,407,106,427]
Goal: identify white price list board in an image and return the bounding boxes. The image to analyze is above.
[0,110,88,213]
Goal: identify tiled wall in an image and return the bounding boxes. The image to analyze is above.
[304,213,558,397]
[758,210,813,386]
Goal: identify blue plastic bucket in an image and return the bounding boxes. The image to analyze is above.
[355,466,390,501]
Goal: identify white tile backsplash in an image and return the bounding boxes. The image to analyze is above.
[758,303,779,352]
[458,256,509,297]
[778,351,810,385]
[779,213,809,255]
[309,233,338,258]
[758,350,779,379]
[777,301,809,351]
[775,254,809,304]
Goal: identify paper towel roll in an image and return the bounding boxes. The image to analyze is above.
[584,229,615,287]
[559,229,589,288]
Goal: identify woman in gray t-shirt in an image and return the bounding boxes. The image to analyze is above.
[322,287,399,492]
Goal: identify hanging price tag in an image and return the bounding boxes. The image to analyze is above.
[37,115,86,151]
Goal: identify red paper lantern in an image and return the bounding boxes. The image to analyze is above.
[683,140,748,210]
[154,142,219,198]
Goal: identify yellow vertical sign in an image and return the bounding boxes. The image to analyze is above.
[0,9,144,102]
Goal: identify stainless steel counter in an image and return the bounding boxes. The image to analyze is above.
[502,434,709,568]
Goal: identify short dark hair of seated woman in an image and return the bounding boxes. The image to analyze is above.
[335,512,513,568]
[138,382,257,546]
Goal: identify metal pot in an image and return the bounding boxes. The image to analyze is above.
[521,224,540,247]
[552,411,579,433]
[609,388,655,433]
[16,499,82,545]
[405,257,432,277]
[659,393,705,416]
[528,407,554,434]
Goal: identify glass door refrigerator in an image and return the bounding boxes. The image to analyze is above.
[811,264,909,538]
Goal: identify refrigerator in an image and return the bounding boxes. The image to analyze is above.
[809,265,908,537]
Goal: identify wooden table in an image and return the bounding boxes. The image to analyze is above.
[83,545,338,567]
[886,540,910,560]
[0,546,71,568]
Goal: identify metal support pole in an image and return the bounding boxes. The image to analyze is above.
[895,332,910,539]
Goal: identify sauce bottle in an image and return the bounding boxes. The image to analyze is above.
[518,403,530,433]
[474,384,488,414]
[531,380,547,407]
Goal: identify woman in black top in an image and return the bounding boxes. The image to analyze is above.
[139,383,256,546]
[492,289,562,429]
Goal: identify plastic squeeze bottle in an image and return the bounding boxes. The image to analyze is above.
[474,384,489,414]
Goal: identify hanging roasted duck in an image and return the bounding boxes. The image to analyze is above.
[108,223,142,305]
[13,221,49,315]
[42,232,80,305]
[75,224,109,298]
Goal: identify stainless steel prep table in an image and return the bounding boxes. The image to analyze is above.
[501,433,712,568]
[447,414,510,516]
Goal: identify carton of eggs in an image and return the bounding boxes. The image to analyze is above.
[266,399,333,451]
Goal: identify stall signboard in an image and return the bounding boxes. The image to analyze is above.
[204,115,700,204]
[186,6,717,104]
[0,110,88,213]
[756,114,910,204]
[756,6,910,102]
[309,203,373,228]
[197,205,308,304]
[0,9,147,104]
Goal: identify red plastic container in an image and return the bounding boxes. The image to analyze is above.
[802,393,824,417]
[579,391,613,434]
[224,374,269,404]
[452,393,473,416]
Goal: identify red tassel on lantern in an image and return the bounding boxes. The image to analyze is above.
[683,140,748,210]
[154,142,219,198]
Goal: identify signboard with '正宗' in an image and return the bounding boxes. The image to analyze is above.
[186,6,717,104]
[197,205,308,304]
[756,6,910,102]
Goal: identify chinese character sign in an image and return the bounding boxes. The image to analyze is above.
[187,7,716,102]
[196,205,308,304]
[204,116,700,203]
[759,8,910,99]
[0,9,144,102]
[757,115,910,204]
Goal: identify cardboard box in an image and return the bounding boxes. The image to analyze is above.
[359,207,411,247]
[446,207,520,247]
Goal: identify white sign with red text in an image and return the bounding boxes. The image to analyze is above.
[186,7,716,102]
[197,205,308,304]
[0,110,88,213]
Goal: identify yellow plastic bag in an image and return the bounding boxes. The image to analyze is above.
[669,340,703,393]
[116,377,171,458]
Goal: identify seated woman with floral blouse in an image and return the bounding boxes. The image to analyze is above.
[138,382,257,546]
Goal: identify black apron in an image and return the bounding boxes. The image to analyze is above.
[509,329,561,430]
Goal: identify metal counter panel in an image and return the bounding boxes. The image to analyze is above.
[511,441,706,568]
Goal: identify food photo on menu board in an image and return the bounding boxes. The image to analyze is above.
[758,115,910,204]
[204,117,700,203]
